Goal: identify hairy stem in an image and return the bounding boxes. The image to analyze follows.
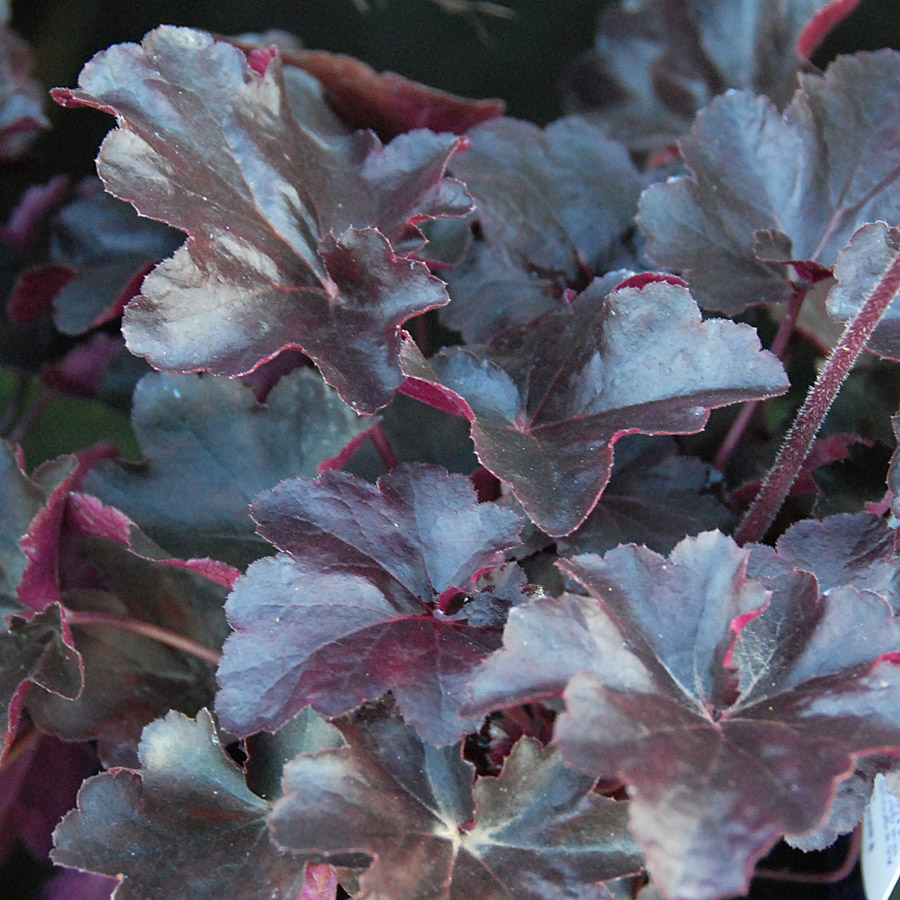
[714,288,806,472]
[736,250,900,545]
[65,611,222,666]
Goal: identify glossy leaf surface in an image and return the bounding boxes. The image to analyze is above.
[639,51,900,313]
[52,709,314,900]
[270,703,642,900]
[466,532,900,900]
[54,27,470,412]
[217,463,525,745]
[86,369,369,569]
[402,279,787,535]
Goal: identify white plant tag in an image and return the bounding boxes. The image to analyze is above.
[863,774,900,900]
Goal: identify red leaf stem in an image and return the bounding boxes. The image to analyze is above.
[714,287,807,472]
[736,242,900,544]
[368,423,400,470]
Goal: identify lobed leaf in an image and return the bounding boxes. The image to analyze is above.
[563,0,862,154]
[42,183,182,336]
[21,492,233,764]
[466,531,900,900]
[216,463,525,745]
[85,369,370,569]
[442,118,641,343]
[402,279,787,536]
[269,702,642,900]
[228,35,505,140]
[748,511,900,601]
[0,605,81,756]
[638,50,900,314]
[51,709,317,900]
[53,26,471,413]
[557,435,734,557]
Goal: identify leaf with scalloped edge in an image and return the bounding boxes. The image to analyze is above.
[216,463,526,746]
[1,605,82,758]
[557,435,733,557]
[20,491,234,765]
[562,0,861,153]
[85,369,369,569]
[826,222,900,361]
[53,26,471,413]
[51,709,327,900]
[442,117,641,343]
[466,531,900,900]
[269,702,642,900]
[748,511,900,602]
[638,50,900,314]
[401,278,787,536]
[45,182,183,336]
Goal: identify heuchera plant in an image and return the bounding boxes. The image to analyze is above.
[7,0,900,898]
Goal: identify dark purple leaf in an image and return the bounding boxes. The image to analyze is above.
[442,117,641,342]
[21,492,233,765]
[7,180,182,337]
[826,222,900,361]
[638,51,900,314]
[15,446,126,616]
[463,589,632,716]
[467,531,900,900]
[228,36,504,140]
[85,369,370,569]
[244,706,344,803]
[785,754,889,851]
[40,333,123,398]
[748,512,900,601]
[0,733,97,863]
[45,182,182,336]
[40,870,116,900]
[402,278,787,535]
[51,709,313,900]
[557,435,733,557]
[563,0,861,154]
[53,26,472,413]
[1,605,82,756]
[7,265,73,326]
[441,243,566,345]
[0,176,69,253]
[216,463,525,745]
[0,178,72,373]
[0,5,48,160]
[269,703,642,900]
